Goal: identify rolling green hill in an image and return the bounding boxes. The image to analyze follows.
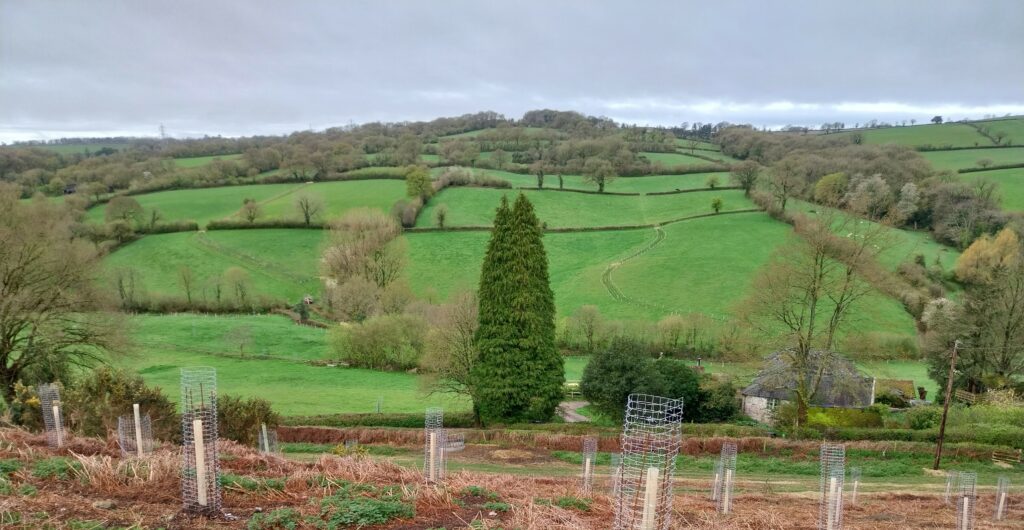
[173,153,243,167]
[837,123,991,148]
[86,180,405,225]
[478,169,732,194]
[418,187,752,228]
[921,147,1024,171]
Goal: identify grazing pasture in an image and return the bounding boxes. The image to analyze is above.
[417,187,753,228]
[477,169,732,193]
[837,123,991,147]
[959,167,1024,212]
[921,146,1024,170]
[103,229,322,302]
[85,183,300,225]
[172,153,243,167]
[115,314,467,415]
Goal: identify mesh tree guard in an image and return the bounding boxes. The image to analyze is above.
[344,439,359,450]
[848,467,861,506]
[945,471,959,505]
[716,442,738,515]
[956,471,977,530]
[257,423,278,454]
[581,436,598,495]
[181,367,220,514]
[818,443,845,530]
[38,384,66,449]
[613,394,684,530]
[117,404,154,457]
[423,407,446,484]
[445,432,465,453]
[611,452,622,498]
[994,476,1010,522]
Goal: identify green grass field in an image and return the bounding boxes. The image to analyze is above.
[640,151,719,166]
[172,153,243,167]
[405,228,653,318]
[114,314,468,415]
[103,229,323,302]
[836,123,992,148]
[477,169,732,194]
[255,180,406,220]
[418,187,752,228]
[921,147,1024,171]
[86,183,301,225]
[792,200,961,271]
[87,180,404,225]
[973,117,1024,146]
[957,167,1024,212]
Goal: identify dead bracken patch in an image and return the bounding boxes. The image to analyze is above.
[0,427,1021,529]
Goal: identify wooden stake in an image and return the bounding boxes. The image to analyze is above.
[712,471,720,501]
[641,466,660,530]
[193,419,208,507]
[52,404,63,447]
[851,479,859,506]
[428,432,437,482]
[583,457,592,486]
[260,423,269,452]
[961,496,970,529]
[133,404,144,457]
[826,476,838,530]
[997,490,1007,521]
[723,469,733,514]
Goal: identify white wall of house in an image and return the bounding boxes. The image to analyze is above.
[742,395,779,424]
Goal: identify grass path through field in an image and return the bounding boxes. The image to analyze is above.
[218,181,314,221]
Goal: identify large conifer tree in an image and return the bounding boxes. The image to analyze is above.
[472,194,564,423]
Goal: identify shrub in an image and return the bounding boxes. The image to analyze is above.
[906,406,942,430]
[64,367,178,442]
[331,314,427,371]
[217,395,280,446]
[32,457,79,480]
[319,495,414,527]
[580,338,660,419]
[247,508,301,530]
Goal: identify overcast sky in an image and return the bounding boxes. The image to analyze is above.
[2,1,1023,142]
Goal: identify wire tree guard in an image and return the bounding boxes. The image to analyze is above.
[38,383,66,449]
[994,476,1010,522]
[715,441,738,515]
[257,423,278,454]
[945,471,959,505]
[117,403,154,457]
[180,367,221,514]
[581,436,598,495]
[818,443,845,530]
[848,467,861,507]
[445,431,465,453]
[611,452,622,498]
[613,394,684,530]
[423,407,446,484]
[955,471,977,530]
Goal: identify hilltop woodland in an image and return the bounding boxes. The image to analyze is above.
[2,110,1024,430]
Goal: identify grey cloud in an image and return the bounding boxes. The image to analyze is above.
[1,0,1022,141]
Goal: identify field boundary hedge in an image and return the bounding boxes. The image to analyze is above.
[404,208,761,234]
[957,162,1024,174]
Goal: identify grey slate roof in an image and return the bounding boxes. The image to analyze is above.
[741,349,873,408]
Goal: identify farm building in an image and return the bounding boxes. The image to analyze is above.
[741,349,875,424]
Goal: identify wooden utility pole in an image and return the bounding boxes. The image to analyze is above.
[933,340,961,470]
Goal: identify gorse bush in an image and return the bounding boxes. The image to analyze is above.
[65,367,179,442]
[217,395,280,446]
[329,314,427,371]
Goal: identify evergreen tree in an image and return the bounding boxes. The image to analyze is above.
[472,194,564,423]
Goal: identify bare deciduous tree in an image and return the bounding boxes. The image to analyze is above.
[294,193,325,226]
[741,212,890,423]
[420,291,481,422]
[0,186,124,407]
